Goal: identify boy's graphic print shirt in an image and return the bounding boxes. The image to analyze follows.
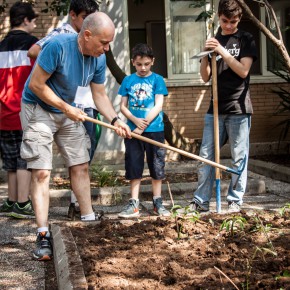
[118,72,168,132]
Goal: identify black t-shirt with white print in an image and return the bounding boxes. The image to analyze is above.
[207,29,257,115]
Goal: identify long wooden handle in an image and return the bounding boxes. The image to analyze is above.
[83,115,236,173]
[212,52,220,179]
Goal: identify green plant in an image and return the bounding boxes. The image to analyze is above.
[242,246,277,290]
[90,164,120,187]
[171,204,200,239]
[269,59,290,142]
[250,216,273,233]
[275,269,290,280]
[279,202,290,217]
[220,216,247,236]
[112,188,123,205]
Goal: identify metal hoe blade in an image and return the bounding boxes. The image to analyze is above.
[190,50,214,59]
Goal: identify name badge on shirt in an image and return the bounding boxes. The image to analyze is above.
[74,86,96,109]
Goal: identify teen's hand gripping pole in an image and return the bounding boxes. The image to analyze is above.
[83,116,244,176]
[211,52,221,213]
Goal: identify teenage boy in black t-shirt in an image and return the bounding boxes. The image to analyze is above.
[186,0,257,213]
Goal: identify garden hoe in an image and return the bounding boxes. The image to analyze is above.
[192,50,247,212]
[83,116,246,187]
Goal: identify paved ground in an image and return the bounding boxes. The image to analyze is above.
[0,159,289,289]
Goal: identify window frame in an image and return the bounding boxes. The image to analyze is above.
[164,0,285,84]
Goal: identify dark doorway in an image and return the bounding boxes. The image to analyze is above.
[127,0,168,77]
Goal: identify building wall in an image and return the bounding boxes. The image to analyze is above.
[164,82,290,143]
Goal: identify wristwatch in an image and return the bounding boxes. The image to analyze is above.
[111,116,120,126]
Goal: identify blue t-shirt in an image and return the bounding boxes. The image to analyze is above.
[118,72,168,132]
[22,33,106,113]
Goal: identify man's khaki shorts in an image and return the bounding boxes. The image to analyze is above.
[20,103,90,170]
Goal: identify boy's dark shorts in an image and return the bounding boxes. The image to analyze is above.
[0,130,27,171]
[124,131,166,180]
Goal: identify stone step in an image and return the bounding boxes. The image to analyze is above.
[48,178,266,207]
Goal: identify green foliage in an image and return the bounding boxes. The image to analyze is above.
[269,59,290,142]
[41,0,104,16]
[90,163,121,187]
[171,204,200,239]
[250,216,273,233]
[41,0,70,15]
[0,0,7,14]
[279,202,290,217]
[220,216,247,236]
[0,0,35,15]
[275,269,290,280]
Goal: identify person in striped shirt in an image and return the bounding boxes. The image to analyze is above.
[0,1,38,219]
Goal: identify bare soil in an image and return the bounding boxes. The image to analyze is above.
[54,154,290,289]
[66,154,290,289]
[70,210,290,289]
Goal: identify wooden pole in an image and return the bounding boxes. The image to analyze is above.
[211,52,221,213]
[83,115,240,176]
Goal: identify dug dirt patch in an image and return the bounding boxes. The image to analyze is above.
[70,210,290,289]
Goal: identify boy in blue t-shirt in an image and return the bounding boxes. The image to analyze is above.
[118,43,170,218]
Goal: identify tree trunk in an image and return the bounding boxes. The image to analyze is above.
[235,0,290,71]
[105,47,201,158]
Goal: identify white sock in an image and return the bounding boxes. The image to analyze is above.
[153,196,161,200]
[81,212,95,221]
[38,227,49,233]
[71,191,77,204]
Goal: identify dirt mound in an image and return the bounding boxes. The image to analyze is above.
[70,209,290,289]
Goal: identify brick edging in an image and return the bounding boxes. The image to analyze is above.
[51,225,88,290]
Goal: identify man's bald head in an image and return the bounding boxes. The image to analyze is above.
[78,11,115,57]
[80,11,115,36]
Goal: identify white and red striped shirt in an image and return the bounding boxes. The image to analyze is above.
[0,30,38,130]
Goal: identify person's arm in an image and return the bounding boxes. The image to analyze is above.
[145,94,164,124]
[120,96,149,132]
[29,64,85,121]
[200,56,211,83]
[205,37,253,79]
[27,44,41,59]
[90,82,131,138]
[27,29,62,59]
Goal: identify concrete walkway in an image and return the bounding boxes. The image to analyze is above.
[0,159,289,289]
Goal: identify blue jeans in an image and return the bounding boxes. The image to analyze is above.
[193,114,251,208]
[83,108,100,163]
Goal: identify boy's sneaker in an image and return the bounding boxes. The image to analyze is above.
[0,200,15,216]
[153,197,170,217]
[118,199,139,218]
[9,201,35,219]
[176,201,209,215]
[33,231,53,261]
[228,202,241,213]
[67,203,80,220]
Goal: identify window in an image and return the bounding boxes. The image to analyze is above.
[266,0,290,70]
[165,0,207,79]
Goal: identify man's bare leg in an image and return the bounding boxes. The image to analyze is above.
[69,163,93,217]
[30,169,50,228]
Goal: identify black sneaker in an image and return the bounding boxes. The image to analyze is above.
[0,199,15,216]
[67,203,80,220]
[9,201,35,219]
[33,231,53,261]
